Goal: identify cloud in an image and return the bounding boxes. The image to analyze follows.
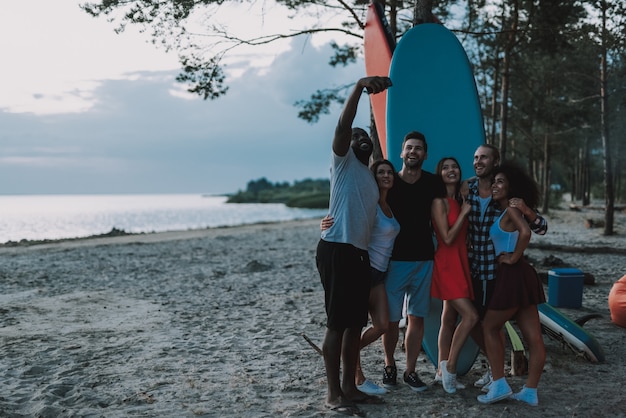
[0,0,180,115]
[0,37,372,194]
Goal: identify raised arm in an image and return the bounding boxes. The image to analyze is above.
[333,76,391,156]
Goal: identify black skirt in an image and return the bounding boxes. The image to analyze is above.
[488,258,546,310]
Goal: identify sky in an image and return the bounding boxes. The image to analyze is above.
[0,0,372,195]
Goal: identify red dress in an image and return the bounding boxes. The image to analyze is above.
[431,197,474,300]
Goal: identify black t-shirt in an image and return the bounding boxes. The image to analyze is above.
[387,170,445,261]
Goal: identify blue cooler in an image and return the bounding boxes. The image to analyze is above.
[548,268,584,308]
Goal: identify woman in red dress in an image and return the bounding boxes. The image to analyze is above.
[431,157,478,394]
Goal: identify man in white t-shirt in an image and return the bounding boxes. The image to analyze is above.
[316,76,391,416]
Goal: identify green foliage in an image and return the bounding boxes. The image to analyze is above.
[227,177,330,208]
[329,41,359,67]
[287,192,330,208]
[295,88,346,124]
[176,54,228,100]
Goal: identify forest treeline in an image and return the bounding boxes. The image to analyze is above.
[226,177,330,208]
[83,0,626,233]
[296,1,626,234]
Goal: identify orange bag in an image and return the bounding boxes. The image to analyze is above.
[608,275,626,328]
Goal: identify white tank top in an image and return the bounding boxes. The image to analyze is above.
[368,205,401,272]
[489,209,519,254]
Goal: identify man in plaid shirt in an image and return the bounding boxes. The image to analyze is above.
[464,144,547,388]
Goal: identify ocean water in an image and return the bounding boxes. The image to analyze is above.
[0,194,327,244]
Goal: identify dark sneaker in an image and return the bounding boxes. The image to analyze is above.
[382,365,397,388]
[403,371,428,392]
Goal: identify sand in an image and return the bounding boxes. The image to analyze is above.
[1,207,625,417]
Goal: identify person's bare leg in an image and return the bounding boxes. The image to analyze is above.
[404,314,424,374]
[382,321,399,367]
[515,306,545,388]
[477,308,515,404]
[481,309,514,381]
[356,284,389,385]
[446,298,479,372]
[322,327,345,407]
[360,284,389,349]
[437,302,457,375]
[341,327,364,400]
[355,352,366,384]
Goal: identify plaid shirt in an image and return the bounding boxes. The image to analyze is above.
[467,178,500,283]
[466,178,547,283]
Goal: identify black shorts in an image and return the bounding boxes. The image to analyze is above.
[316,239,370,330]
[471,276,496,320]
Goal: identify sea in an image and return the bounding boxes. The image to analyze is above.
[0,194,328,244]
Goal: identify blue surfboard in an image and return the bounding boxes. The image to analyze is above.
[538,303,605,363]
[386,23,485,179]
[387,23,485,375]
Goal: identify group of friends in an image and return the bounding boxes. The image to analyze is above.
[315,76,549,416]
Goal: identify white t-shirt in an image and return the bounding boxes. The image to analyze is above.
[321,149,378,251]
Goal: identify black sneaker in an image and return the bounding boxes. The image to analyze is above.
[403,371,428,392]
[382,365,397,388]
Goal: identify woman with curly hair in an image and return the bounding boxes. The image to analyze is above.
[477,162,546,407]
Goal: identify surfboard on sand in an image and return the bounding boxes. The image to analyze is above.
[538,303,605,363]
[364,2,395,158]
[386,23,485,179]
[422,297,480,376]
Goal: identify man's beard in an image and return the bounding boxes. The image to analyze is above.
[404,157,422,169]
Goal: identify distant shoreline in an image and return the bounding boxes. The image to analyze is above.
[2,206,623,254]
[0,194,328,245]
[0,218,324,249]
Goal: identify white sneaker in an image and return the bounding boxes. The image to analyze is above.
[434,372,466,389]
[357,379,388,395]
[510,385,539,406]
[474,370,493,387]
[440,360,458,394]
[477,377,512,404]
[481,380,492,393]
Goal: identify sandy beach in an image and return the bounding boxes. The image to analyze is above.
[1,206,625,417]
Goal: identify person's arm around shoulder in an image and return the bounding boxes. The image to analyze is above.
[508,197,548,235]
[333,77,391,156]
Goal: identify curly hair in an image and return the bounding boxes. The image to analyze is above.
[493,162,540,209]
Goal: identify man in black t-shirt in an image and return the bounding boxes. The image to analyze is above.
[381,131,445,392]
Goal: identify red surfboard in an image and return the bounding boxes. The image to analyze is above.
[364,2,395,158]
